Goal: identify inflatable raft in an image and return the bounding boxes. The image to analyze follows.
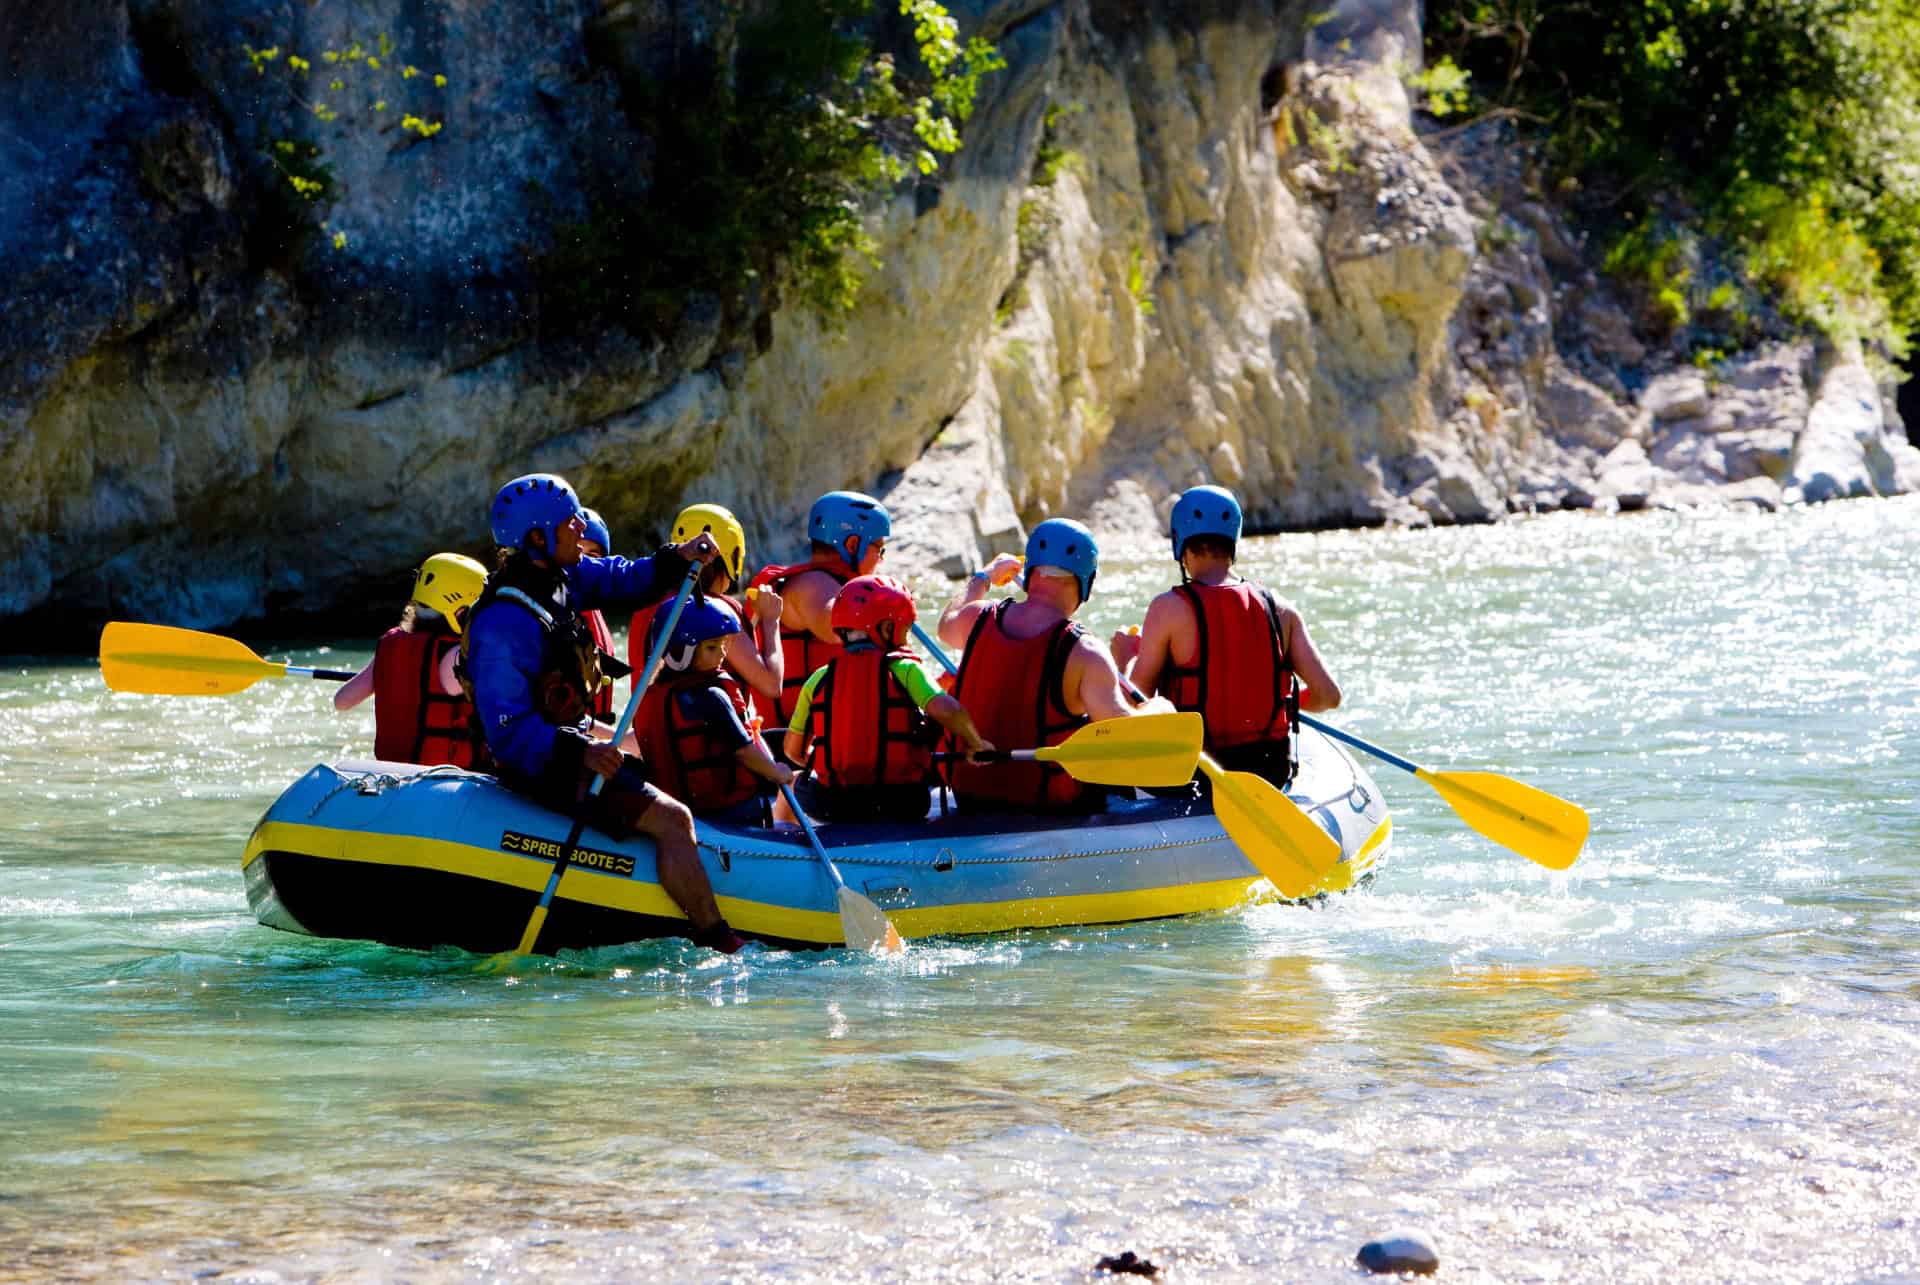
[242,724,1392,953]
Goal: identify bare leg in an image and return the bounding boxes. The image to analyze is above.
[632,794,726,932]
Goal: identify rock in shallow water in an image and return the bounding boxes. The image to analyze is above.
[1356,1232,1439,1275]
[1094,1250,1159,1276]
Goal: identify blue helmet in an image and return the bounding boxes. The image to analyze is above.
[1024,517,1098,603]
[1170,484,1243,561]
[809,490,891,569]
[648,597,743,672]
[579,507,611,555]
[490,473,582,555]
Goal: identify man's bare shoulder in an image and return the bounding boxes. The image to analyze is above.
[1143,587,1196,622]
[788,565,842,592]
[1267,593,1303,625]
[1068,628,1121,671]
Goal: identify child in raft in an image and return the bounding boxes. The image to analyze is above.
[629,503,785,716]
[782,575,991,823]
[335,552,491,769]
[633,597,795,820]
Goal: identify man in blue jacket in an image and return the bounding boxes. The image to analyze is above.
[465,473,742,953]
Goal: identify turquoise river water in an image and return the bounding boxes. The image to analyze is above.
[2,499,1917,1282]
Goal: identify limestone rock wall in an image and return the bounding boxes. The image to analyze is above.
[2,0,1916,633]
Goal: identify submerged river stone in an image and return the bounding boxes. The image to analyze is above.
[1356,1231,1440,1275]
[1094,1250,1159,1277]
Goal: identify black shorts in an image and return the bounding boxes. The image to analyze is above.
[503,755,663,835]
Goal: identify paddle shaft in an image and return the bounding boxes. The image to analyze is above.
[1295,712,1418,774]
[779,782,904,952]
[911,622,958,676]
[778,783,850,891]
[932,749,1041,763]
[294,666,358,682]
[515,566,700,955]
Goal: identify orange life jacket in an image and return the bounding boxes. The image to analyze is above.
[633,670,761,812]
[746,557,856,728]
[581,609,615,719]
[1160,581,1294,751]
[804,646,935,790]
[372,627,483,769]
[945,600,1089,810]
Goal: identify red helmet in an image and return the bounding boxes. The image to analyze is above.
[831,574,917,645]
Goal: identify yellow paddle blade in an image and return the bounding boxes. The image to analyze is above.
[1198,754,1342,900]
[1417,768,1590,870]
[99,622,287,696]
[1033,712,1204,786]
[838,887,906,953]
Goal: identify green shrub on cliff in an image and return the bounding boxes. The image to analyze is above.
[549,0,1002,331]
[235,34,446,256]
[1426,0,1920,354]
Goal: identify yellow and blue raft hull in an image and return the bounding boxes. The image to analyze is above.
[242,725,1391,953]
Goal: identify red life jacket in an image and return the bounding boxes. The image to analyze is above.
[805,646,935,789]
[1160,581,1294,751]
[629,593,744,686]
[946,600,1089,810]
[581,609,615,718]
[633,670,761,812]
[745,557,855,728]
[372,627,482,768]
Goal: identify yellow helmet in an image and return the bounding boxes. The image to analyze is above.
[410,552,488,634]
[672,503,747,585]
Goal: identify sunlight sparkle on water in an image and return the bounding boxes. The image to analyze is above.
[2,500,1918,1280]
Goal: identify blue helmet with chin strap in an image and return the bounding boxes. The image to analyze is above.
[648,597,743,672]
[1024,517,1099,603]
[579,507,611,554]
[491,473,583,555]
[1169,484,1243,561]
[809,491,891,569]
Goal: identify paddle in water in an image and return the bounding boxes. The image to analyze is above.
[1296,713,1589,870]
[100,622,357,696]
[779,784,905,953]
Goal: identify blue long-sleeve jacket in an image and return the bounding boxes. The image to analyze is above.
[466,549,691,788]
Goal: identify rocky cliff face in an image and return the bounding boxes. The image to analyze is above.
[4,0,1916,634]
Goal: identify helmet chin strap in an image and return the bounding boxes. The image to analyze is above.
[1027,565,1087,609]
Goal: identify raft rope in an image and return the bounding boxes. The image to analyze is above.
[305,764,480,818]
[301,766,1375,869]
